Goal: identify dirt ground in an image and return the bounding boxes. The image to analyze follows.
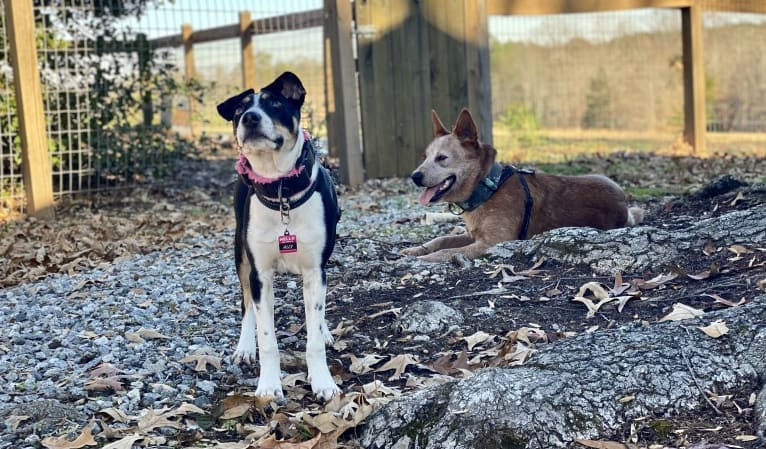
[2,150,765,448]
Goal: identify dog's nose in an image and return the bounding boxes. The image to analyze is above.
[411,171,424,187]
[241,111,261,127]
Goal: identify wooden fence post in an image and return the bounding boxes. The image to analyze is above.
[240,11,255,88]
[182,23,198,137]
[681,4,706,155]
[5,0,55,218]
[136,33,153,127]
[323,0,364,185]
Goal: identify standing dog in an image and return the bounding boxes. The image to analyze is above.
[403,108,644,263]
[217,72,341,400]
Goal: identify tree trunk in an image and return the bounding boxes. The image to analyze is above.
[361,207,766,449]
[487,207,766,276]
[361,297,766,449]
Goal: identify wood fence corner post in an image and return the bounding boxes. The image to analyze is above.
[5,0,55,218]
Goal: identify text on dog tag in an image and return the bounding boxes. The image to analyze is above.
[278,232,297,253]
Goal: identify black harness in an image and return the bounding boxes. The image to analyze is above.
[238,138,319,212]
[450,162,536,240]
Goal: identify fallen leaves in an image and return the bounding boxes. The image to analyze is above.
[659,303,705,322]
[41,420,97,449]
[699,320,729,338]
[180,347,223,372]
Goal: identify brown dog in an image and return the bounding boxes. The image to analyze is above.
[403,108,644,262]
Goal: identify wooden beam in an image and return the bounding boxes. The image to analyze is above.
[324,0,364,185]
[681,4,706,155]
[182,24,198,137]
[149,9,324,48]
[487,0,693,15]
[464,0,492,144]
[701,0,766,13]
[239,11,255,89]
[5,0,55,218]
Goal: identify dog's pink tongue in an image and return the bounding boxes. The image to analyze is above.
[419,186,440,205]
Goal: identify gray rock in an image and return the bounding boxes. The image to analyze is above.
[394,300,464,334]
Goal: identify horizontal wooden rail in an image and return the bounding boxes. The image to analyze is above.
[487,0,766,15]
[487,0,693,15]
[148,9,323,48]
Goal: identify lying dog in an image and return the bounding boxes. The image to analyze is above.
[403,108,644,263]
[217,72,341,401]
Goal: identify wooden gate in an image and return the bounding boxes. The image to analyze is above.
[355,0,491,179]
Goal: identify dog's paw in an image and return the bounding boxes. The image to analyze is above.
[312,380,341,402]
[401,245,428,257]
[232,347,258,365]
[254,381,284,400]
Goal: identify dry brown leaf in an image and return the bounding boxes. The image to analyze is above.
[5,415,30,432]
[703,294,745,308]
[85,376,125,392]
[699,320,729,338]
[101,434,144,449]
[376,354,419,380]
[632,272,678,289]
[179,353,222,372]
[258,433,321,449]
[99,407,132,423]
[462,331,493,350]
[347,354,385,375]
[125,327,170,344]
[572,296,614,319]
[41,421,97,449]
[659,303,705,322]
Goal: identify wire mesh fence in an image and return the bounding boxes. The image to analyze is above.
[0,0,324,219]
[488,7,766,162]
[2,1,765,218]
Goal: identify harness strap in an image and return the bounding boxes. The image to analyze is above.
[516,172,534,240]
[450,164,535,240]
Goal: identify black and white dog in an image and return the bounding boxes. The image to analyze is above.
[216,72,341,401]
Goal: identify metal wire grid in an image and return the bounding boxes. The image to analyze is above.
[489,9,684,135]
[37,3,98,196]
[127,0,325,140]
[702,9,766,132]
[0,0,24,217]
[488,7,766,136]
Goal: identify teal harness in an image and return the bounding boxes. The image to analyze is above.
[449,163,536,240]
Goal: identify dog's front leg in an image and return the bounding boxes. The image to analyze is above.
[419,240,492,263]
[402,234,474,257]
[253,269,283,399]
[303,268,340,401]
[234,256,258,365]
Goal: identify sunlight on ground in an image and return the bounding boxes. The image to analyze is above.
[493,128,766,164]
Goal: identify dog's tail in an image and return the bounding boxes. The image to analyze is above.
[626,207,645,226]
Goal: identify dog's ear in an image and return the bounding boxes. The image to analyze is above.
[217,89,255,121]
[263,71,306,108]
[431,110,449,137]
[453,108,478,145]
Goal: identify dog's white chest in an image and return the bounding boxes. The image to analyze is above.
[245,193,327,272]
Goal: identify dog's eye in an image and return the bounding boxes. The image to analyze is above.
[435,154,448,162]
[234,107,243,116]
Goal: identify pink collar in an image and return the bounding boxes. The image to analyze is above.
[236,155,305,184]
[235,130,311,185]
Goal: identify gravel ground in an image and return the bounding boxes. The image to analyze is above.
[2,153,764,448]
[0,177,442,448]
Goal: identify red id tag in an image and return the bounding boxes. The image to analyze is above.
[278,232,297,253]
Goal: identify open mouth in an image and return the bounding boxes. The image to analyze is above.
[419,175,456,205]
